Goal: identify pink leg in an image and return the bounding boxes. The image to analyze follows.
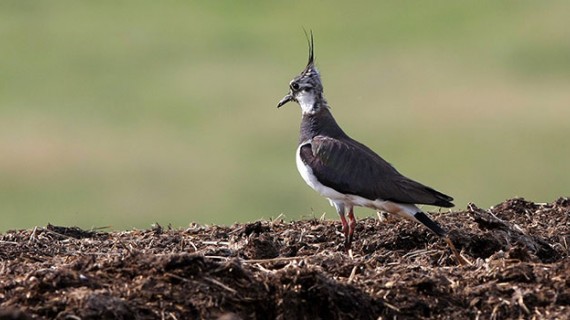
[340,214,349,240]
[347,206,356,245]
[339,213,353,251]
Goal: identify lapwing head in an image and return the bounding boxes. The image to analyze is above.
[277,32,326,114]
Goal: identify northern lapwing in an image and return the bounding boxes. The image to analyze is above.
[277,33,468,264]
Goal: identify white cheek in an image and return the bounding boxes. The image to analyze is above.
[297,91,315,114]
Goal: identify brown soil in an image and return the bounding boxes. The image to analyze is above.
[1,198,569,319]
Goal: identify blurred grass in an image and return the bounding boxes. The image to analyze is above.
[1,1,569,231]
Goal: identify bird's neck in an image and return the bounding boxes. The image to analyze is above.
[299,103,348,143]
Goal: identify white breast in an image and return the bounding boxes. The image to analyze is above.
[295,141,347,201]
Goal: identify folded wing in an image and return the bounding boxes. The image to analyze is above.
[299,135,454,207]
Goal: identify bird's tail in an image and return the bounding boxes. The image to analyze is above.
[413,211,447,237]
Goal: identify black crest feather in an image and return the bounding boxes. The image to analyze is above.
[303,29,314,68]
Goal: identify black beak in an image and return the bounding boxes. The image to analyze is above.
[277,93,293,108]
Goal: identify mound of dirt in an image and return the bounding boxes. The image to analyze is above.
[1,198,569,319]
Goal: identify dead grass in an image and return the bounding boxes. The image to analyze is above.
[1,198,568,319]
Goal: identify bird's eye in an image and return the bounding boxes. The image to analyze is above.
[290,82,300,90]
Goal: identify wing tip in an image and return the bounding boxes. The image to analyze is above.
[434,199,454,208]
[432,190,454,208]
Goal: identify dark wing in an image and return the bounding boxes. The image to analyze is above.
[299,136,454,207]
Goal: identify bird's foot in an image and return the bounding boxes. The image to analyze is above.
[343,236,352,252]
[341,231,350,252]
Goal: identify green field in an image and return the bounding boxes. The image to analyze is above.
[1,1,569,231]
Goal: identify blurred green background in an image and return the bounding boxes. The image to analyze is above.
[1,1,569,231]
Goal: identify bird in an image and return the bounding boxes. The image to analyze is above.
[277,32,468,265]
